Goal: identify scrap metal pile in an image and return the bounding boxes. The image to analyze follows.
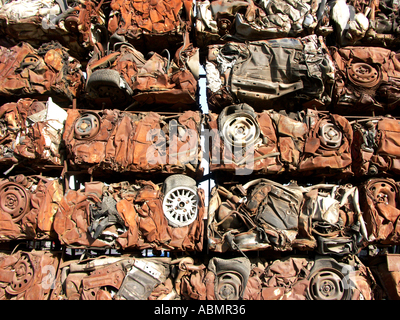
[1,0,400,300]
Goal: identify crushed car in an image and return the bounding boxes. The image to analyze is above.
[53,175,205,251]
[0,97,67,172]
[359,177,400,246]
[367,253,400,300]
[205,34,335,112]
[0,250,60,300]
[195,0,326,47]
[0,174,63,242]
[330,45,400,115]
[0,41,84,103]
[206,105,353,177]
[327,0,400,49]
[85,34,199,109]
[51,255,172,300]
[107,0,194,53]
[63,108,202,176]
[243,255,375,300]
[208,178,367,254]
[352,116,400,176]
[0,0,106,61]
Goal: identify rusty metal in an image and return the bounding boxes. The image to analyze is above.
[0,175,63,241]
[331,46,400,115]
[208,179,363,254]
[360,178,400,245]
[107,0,193,53]
[0,250,60,300]
[85,37,198,109]
[0,42,84,102]
[63,109,202,176]
[352,117,400,176]
[54,177,205,251]
[0,0,106,61]
[0,182,30,223]
[0,98,67,170]
[207,107,352,177]
[370,254,400,300]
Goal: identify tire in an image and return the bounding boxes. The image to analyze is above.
[86,69,133,106]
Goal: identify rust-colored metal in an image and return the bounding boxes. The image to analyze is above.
[0,42,84,102]
[63,109,202,176]
[208,179,362,254]
[0,175,63,241]
[0,250,60,300]
[352,117,400,176]
[0,98,66,169]
[207,106,352,177]
[371,254,400,300]
[53,178,205,251]
[360,178,400,245]
[331,46,400,115]
[85,38,198,109]
[0,0,106,61]
[108,0,193,53]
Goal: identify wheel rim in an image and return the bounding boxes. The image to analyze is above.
[367,180,397,207]
[6,253,35,295]
[221,113,260,147]
[216,273,242,300]
[163,186,198,227]
[319,121,342,149]
[308,268,347,300]
[0,183,30,222]
[74,112,101,140]
[348,62,380,88]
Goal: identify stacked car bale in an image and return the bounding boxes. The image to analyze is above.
[1,0,400,300]
[198,0,400,300]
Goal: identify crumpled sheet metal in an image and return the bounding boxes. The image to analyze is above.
[63,109,202,175]
[195,0,325,47]
[369,254,400,300]
[0,0,105,61]
[205,35,335,112]
[0,175,63,241]
[243,256,375,300]
[329,0,400,49]
[108,0,193,52]
[208,178,363,253]
[352,117,400,176]
[360,178,400,246]
[0,98,67,169]
[207,107,353,177]
[0,41,84,102]
[86,39,198,109]
[53,179,205,251]
[2,252,374,300]
[51,256,171,300]
[0,250,60,300]
[331,46,400,115]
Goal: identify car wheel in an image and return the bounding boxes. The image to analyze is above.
[218,104,260,147]
[162,175,198,228]
[86,69,133,105]
[74,112,101,140]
